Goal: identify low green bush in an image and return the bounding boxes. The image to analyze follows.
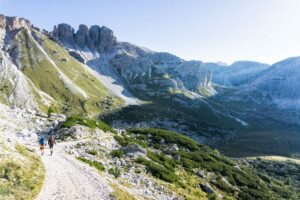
[76,157,105,171]
[113,135,148,148]
[62,116,117,133]
[110,149,124,158]
[146,151,177,171]
[87,150,98,156]
[108,167,121,178]
[129,128,200,151]
[136,157,179,183]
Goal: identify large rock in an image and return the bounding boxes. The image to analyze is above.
[75,24,89,48]
[57,125,91,140]
[87,25,101,50]
[98,26,116,52]
[122,144,146,158]
[53,23,75,44]
[199,183,215,195]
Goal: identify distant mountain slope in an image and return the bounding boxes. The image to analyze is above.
[250,57,300,110]
[206,61,270,86]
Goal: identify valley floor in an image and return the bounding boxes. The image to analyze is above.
[36,141,113,200]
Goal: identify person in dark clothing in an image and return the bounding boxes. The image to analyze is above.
[48,135,56,155]
[39,135,46,156]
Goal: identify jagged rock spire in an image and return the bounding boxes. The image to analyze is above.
[52,23,117,53]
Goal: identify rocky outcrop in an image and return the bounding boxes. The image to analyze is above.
[0,15,31,31]
[75,24,89,48]
[52,23,117,53]
[52,23,75,44]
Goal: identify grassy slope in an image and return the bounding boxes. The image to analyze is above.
[16,28,123,115]
[0,144,45,200]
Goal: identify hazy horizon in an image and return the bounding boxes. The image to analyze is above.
[2,0,300,65]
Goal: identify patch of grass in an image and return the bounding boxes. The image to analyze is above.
[76,157,105,171]
[108,167,121,178]
[0,144,45,200]
[110,149,124,158]
[62,115,117,133]
[111,184,136,200]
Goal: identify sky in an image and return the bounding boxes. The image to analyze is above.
[1,0,300,64]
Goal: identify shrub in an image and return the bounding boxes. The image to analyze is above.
[114,135,148,148]
[108,167,121,178]
[47,106,54,117]
[62,116,117,133]
[110,149,124,158]
[76,157,105,171]
[136,157,179,183]
[129,128,200,151]
[87,150,98,156]
[146,151,177,171]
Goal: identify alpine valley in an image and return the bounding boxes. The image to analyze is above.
[0,14,300,200]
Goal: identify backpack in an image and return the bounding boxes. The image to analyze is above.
[39,137,46,145]
[48,137,55,145]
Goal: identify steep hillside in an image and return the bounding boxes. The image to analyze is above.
[0,15,123,115]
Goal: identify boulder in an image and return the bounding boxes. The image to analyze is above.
[199,183,215,195]
[193,169,206,178]
[122,144,146,158]
[167,144,179,153]
[57,125,91,140]
[69,51,85,63]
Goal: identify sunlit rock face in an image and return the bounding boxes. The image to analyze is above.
[52,23,116,53]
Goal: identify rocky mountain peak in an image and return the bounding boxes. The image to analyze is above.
[52,23,117,53]
[0,14,31,31]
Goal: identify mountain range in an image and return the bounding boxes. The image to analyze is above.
[1,14,300,152]
[1,14,300,200]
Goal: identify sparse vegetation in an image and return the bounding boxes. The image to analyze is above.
[62,115,117,133]
[111,184,136,200]
[87,149,98,156]
[110,149,124,158]
[76,157,105,171]
[108,167,121,178]
[0,144,45,200]
[125,128,300,199]
[136,157,179,183]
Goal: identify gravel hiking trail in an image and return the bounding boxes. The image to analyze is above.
[36,141,113,200]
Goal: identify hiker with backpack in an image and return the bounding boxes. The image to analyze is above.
[39,135,46,155]
[48,135,56,155]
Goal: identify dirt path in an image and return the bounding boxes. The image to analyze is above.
[36,142,113,200]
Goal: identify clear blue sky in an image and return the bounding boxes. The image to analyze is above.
[1,0,300,64]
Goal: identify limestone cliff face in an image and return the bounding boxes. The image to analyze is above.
[52,23,116,52]
[0,15,31,31]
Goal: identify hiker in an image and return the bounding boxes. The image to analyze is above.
[39,135,46,155]
[48,135,56,155]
